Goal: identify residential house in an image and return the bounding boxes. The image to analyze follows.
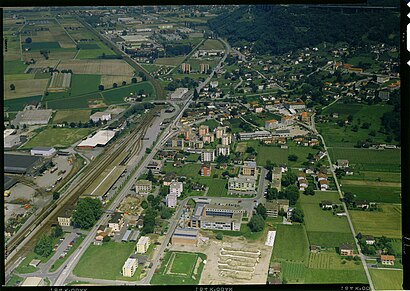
[216,145,230,156]
[122,258,138,277]
[201,149,215,162]
[365,235,375,245]
[136,236,150,253]
[319,180,329,191]
[135,180,152,194]
[380,255,395,266]
[337,159,349,168]
[265,119,279,130]
[241,161,257,176]
[198,125,209,136]
[57,208,73,227]
[265,199,289,218]
[340,244,354,256]
[108,212,124,232]
[169,181,183,197]
[321,200,333,209]
[356,200,369,209]
[201,163,211,177]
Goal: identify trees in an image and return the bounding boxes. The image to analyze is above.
[113,83,118,88]
[291,208,304,223]
[146,169,156,183]
[53,191,60,200]
[72,198,103,229]
[304,186,315,196]
[284,185,300,205]
[288,154,298,161]
[344,192,355,203]
[10,83,15,91]
[141,200,149,209]
[98,84,104,91]
[193,88,199,100]
[266,187,278,201]
[281,172,297,187]
[25,37,32,43]
[34,235,52,257]
[216,232,223,240]
[131,77,137,84]
[256,203,267,220]
[248,214,265,232]
[246,146,256,154]
[103,236,111,243]
[122,81,127,86]
[52,224,63,238]
[160,207,172,219]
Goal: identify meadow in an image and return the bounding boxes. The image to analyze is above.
[102,82,155,104]
[52,110,91,123]
[199,39,225,50]
[155,56,185,66]
[4,78,49,99]
[21,127,91,149]
[70,74,101,96]
[341,184,401,204]
[4,95,42,112]
[369,269,403,290]
[271,224,309,263]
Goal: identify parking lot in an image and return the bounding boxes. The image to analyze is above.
[34,155,73,190]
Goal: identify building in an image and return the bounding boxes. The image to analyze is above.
[300,112,309,122]
[171,228,199,245]
[271,167,282,191]
[30,147,56,157]
[221,133,232,145]
[310,245,320,253]
[321,200,333,209]
[201,149,215,162]
[166,193,177,208]
[21,277,45,286]
[377,76,390,83]
[319,180,329,191]
[170,181,183,196]
[14,109,53,126]
[77,130,116,149]
[122,258,138,277]
[108,212,124,232]
[4,129,21,148]
[285,101,306,110]
[198,125,209,136]
[203,133,215,143]
[200,63,210,74]
[356,200,369,209]
[216,145,230,156]
[90,112,111,123]
[340,244,354,256]
[241,161,257,176]
[166,138,185,149]
[181,63,191,73]
[182,126,193,140]
[135,180,152,194]
[57,209,72,227]
[265,200,289,217]
[170,87,189,99]
[190,203,243,231]
[146,160,163,173]
[215,126,226,139]
[380,255,395,265]
[336,160,349,168]
[201,163,211,177]
[239,130,271,140]
[136,236,150,253]
[365,235,375,245]
[4,153,45,175]
[265,119,279,130]
[228,177,256,193]
[122,230,132,242]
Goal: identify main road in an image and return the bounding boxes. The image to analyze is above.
[54,36,231,286]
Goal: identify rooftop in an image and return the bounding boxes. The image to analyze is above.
[77,130,116,148]
[137,236,150,245]
[123,258,137,269]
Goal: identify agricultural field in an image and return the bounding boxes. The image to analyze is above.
[329,147,401,172]
[46,92,106,110]
[102,82,155,104]
[271,224,309,263]
[298,191,355,249]
[100,75,135,88]
[151,251,207,285]
[349,204,401,238]
[341,184,401,204]
[369,269,403,290]
[305,268,368,284]
[4,59,27,74]
[73,241,140,281]
[4,95,43,112]
[155,56,185,66]
[4,74,35,81]
[21,127,91,149]
[4,78,49,99]
[255,145,288,166]
[343,171,401,183]
[75,42,117,59]
[70,74,101,96]
[52,110,91,123]
[199,39,225,50]
[57,59,134,75]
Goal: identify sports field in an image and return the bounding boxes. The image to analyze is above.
[350,204,401,238]
[151,251,206,285]
[369,269,403,290]
[52,110,91,123]
[21,127,91,149]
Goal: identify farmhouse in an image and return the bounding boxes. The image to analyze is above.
[321,200,333,209]
[136,236,150,253]
[340,243,354,256]
[77,130,116,149]
[30,147,56,157]
[365,235,375,245]
[171,228,199,246]
[135,180,152,194]
[90,112,112,123]
[58,209,73,227]
[319,180,329,191]
[380,255,395,266]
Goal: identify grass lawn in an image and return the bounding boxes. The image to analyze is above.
[21,127,91,149]
[197,177,228,196]
[163,162,201,177]
[52,110,91,123]
[151,251,206,285]
[14,245,56,274]
[288,144,318,168]
[305,268,368,284]
[70,74,101,96]
[76,42,117,59]
[155,56,185,66]
[256,145,288,166]
[271,224,309,263]
[4,60,28,74]
[4,74,35,81]
[6,274,23,286]
[343,171,401,183]
[369,269,403,290]
[102,82,155,104]
[199,39,224,50]
[73,241,136,280]
[46,92,105,110]
[350,204,401,238]
[341,184,401,204]
[329,148,401,172]
[281,261,307,283]
[200,119,220,131]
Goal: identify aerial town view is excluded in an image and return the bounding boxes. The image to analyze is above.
[3,2,403,290]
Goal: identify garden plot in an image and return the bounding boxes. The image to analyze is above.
[57,60,134,75]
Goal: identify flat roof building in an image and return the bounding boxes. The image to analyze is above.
[77,130,116,149]
[14,109,53,126]
[172,228,199,246]
[135,179,152,194]
[90,112,112,123]
[190,203,243,231]
[122,258,138,277]
[4,129,21,149]
[136,236,150,253]
[30,147,56,157]
[4,153,44,174]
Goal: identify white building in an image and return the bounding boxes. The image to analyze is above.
[170,88,188,99]
[77,130,116,149]
[169,181,183,197]
[216,145,230,156]
[30,147,56,157]
[135,180,152,194]
[122,258,138,277]
[90,112,111,123]
[4,129,20,148]
[136,236,150,253]
[21,277,45,286]
[201,149,215,162]
[166,193,177,208]
[221,133,232,145]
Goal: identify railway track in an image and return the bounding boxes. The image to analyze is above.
[5,110,157,272]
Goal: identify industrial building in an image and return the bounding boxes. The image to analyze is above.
[77,130,116,149]
[4,175,17,190]
[30,147,56,157]
[90,112,112,123]
[4,129,21,149]
[171,228,199,246]
[13,109,53,126]
[4,153,46,174]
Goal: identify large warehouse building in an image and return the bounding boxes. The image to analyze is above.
[13,109,53,126]
[30,147,57,157]
[4,129,21,149]
[77,130,116,149]
[4,153,45,174]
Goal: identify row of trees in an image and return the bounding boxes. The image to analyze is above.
[34,225,64,257]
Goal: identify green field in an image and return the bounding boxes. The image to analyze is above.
[341,184,401,203]
[163,162,201,177]
[4,60,28,74]
[155,56,185,66]
[46,92,105,109]
[288,144,319,168]
[22,41,61,50]
[76,42,117,59]
[198,177,228,196]
[350,204,401,238]
[199,39,224,50]
[4,74,35,81]
[151,251,206,285]
[4,95,42,111]
[329,147,401,172]
[6,275,23,286]
[21,127,91,149]
[256,145,288,166]
[343,171,401,183]
[281,261,307,283]
[369,269,403,290]
[271,224,309,263]
[307,231,356,250]
[53,110,91,123]
[200,119,220,131]
[73,241,138,281]
[70,74,101,96]
[305,268,368,284]
[102,82,155,104]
